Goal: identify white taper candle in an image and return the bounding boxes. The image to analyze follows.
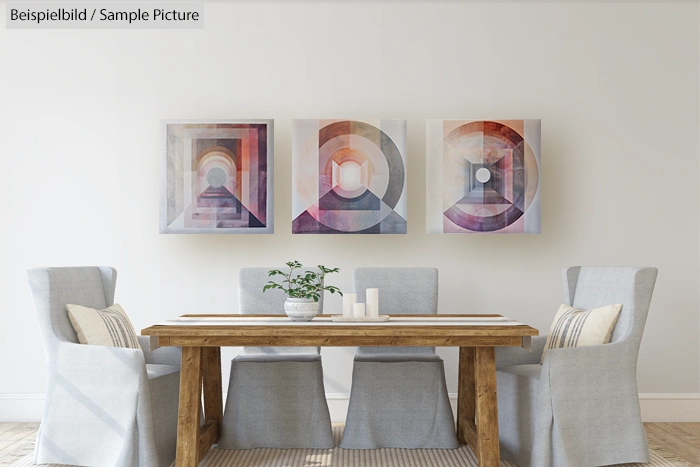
[366,288,379,318]
[342,293,356,318]
[353,303,366,319]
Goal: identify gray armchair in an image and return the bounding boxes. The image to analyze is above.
[495,266,658,467]
[340,267,459,449]
[26,267,181,467]
[217,267,334,449]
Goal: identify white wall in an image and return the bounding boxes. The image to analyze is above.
[0,2,698,421]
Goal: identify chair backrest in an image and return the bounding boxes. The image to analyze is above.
[353,267,438,315]
[239,267,322,355]
[353,267,438,356]
[26,267,117,359]
[563,266,657,350]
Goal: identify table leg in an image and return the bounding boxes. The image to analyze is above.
[475,347,500,466]
[457,347,476,447]
[176,346,203,467]
[458,346,500,467]
[199,347,223,460]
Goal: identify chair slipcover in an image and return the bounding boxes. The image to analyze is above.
[217,267,334,449]
[340,267,459,449]
[26,267,181,467]
[495,266,658,467]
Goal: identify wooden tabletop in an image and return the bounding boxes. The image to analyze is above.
[141,314,539,348]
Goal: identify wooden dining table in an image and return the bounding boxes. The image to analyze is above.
[141,314,538,467]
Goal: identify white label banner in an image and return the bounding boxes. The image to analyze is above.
[6,3,204,29]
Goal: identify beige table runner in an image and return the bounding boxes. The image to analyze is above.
[156,316,527,327]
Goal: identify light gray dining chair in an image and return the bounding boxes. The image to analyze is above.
[495,266,658,467]
[26,267,181,467]
[217,267,334,449]
[340,267,459,449]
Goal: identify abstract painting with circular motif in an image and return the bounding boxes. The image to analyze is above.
[426,120,541,234]
[293,119,407,234]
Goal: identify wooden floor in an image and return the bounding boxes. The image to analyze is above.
[0,422,698,466]
[0,423,36,466]
[645,423,700,466]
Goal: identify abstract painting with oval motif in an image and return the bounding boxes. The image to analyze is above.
[426,119,541,234]
[161,120,273,234]
[292,119,407,234]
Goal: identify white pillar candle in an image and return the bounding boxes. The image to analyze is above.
[342,293,357,318]
[366,288,379,318]
[353,303,366,319]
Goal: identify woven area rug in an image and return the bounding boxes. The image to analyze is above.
[9,425,690,467]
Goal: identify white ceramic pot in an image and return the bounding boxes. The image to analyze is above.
[284,297,320,321]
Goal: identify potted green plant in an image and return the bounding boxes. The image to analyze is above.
[263,261,342,321]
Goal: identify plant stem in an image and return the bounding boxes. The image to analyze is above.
[287,263,296,297]
[318,270,325,296]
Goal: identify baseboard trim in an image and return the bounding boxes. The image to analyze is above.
[0,394,45,422]
[639,393,700,400]
[2,393,699,423]
[637,393,700,422]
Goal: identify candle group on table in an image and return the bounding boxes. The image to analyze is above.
[342,289,379,319]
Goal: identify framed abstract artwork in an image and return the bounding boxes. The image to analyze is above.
[426,119,541,234]
[160,120,273,234]
[292,119,407,234]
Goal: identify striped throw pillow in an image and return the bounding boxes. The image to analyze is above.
[66,303,140,349]
[541,304,622,363]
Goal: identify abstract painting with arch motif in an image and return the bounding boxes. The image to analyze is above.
[426,119,541,234]
[292,119,407,234]
[161,120,273,234]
